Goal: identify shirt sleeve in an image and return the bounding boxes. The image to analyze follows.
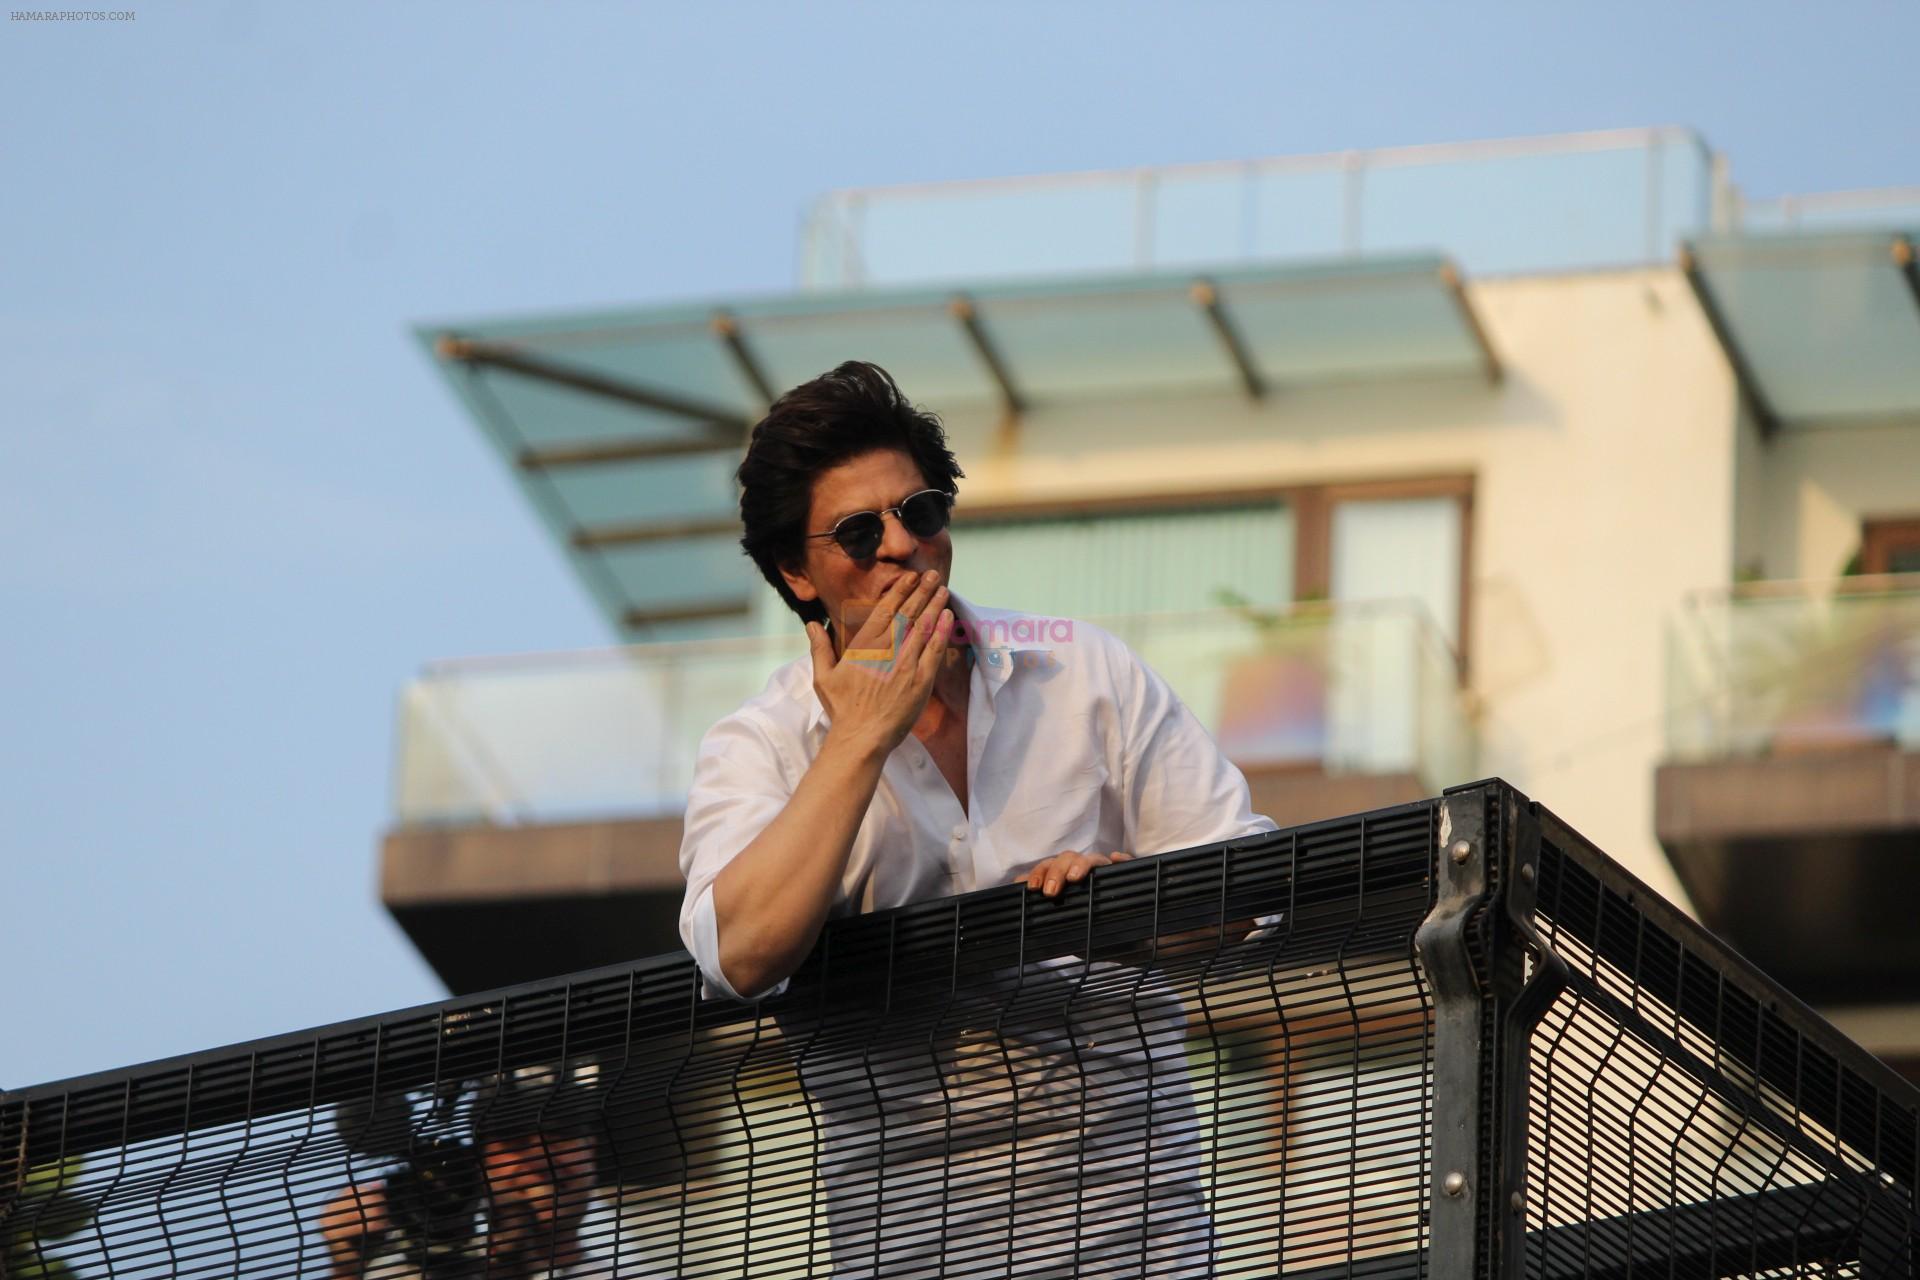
[677,710,799,1002]
[1108,631,1279,855]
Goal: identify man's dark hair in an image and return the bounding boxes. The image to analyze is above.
[738,360,963,626]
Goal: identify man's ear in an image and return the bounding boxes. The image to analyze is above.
[778,558,819,604]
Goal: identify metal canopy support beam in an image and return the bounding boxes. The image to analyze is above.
[1190,278,1266,400]
[1438,263,1504,386]
[622,601,751,631]
[1678,245,1783,441]
[517,434,742,470]
[949,295,1025,420]
[572,516,742,550]
[435,335,752,433]
[711,309,778,409]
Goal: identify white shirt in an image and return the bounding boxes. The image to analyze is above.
[677,593,1276,1002]
[675,595,1276,1276]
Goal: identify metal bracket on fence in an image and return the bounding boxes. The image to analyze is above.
[1415,785,1494,1280]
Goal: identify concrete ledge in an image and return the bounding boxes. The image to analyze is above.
[1655,747,1920,1007]
[1655,747,1920,843]
[379,768,1425,991]
[381,814,685,907]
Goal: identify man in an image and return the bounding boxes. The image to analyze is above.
[318,1120,599,1274]
[678,361,1276,1277]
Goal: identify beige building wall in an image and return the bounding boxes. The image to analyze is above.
[934,268,1744,912]
[1745,417,1920,582]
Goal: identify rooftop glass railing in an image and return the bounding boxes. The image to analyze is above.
[1665,576,1920,762]
[393,600,1473,826]
[799,126,1718,287]
[1732,186,1920,234]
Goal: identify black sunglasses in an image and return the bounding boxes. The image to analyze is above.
[806,489,953,559]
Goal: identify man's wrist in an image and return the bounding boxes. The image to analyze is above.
[819,721,895,769]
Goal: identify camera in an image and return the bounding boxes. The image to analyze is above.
[376,1137,487,1280]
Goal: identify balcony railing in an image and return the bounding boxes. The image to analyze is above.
[1665,576,1920,762]
[392,601,1473,827]
[800,126,1718,287]
[1732,185,1920,235]
[6,782,1915,1280]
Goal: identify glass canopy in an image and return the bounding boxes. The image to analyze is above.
[421,255,1500,638]
[1686,231,1920,427]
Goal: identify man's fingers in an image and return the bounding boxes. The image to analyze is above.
[845,571,921,651]
[899,569,941,625]
[902,584,947,642]
[873,569,920,627]
[1021,850,1134,895]
[1046,852,1090,896]
[805,621,835,674]
[909,601,953,676]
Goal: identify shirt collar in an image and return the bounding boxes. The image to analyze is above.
[799,589,1040,736]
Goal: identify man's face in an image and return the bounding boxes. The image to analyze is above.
[779,448,954,646]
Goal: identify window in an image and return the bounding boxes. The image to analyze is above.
[957,477,1473,666]
[955,501,1294,619]
[1861,516,1920,576]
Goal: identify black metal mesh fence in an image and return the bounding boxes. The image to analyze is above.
[1518,807,1917,1280]
[0,801,1437,1279]
[1,781,1912,1280]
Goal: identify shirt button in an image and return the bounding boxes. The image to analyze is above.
[912,756,926,769]
[951,824,968,841]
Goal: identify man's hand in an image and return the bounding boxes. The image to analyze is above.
[1015,852,1264,965]
[709,571,951,1000]
[1018,850,1134,897]
[482,1133,599,1277]
[316,1181,388,1279]
[808,569,952,755]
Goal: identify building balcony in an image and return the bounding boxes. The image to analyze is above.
[1656,577,1920,1004]
[384,601,1475,992]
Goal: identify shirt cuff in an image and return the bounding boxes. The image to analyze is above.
[688,882,791,1003]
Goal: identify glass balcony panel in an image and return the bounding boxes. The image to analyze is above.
[395,603,1473,826]
[1357,137,1712,277]
[1665,581,1920,761]
[1655,131,1717,256]
[1250,167,1352,261]
[799,128,1714,287]
[1149,169,1254,268]
[853,179,1145,285]
[1736,190,1920,234]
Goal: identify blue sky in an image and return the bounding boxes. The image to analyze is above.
[2,0,1915,1089]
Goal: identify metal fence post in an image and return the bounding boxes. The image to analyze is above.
[1415,784,1495,1280]
[1417,780,1569,1280]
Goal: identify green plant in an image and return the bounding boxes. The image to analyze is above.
[4,1159,94,1280]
